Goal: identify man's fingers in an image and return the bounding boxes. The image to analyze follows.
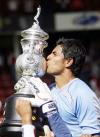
[43,125,51,136]
[39,125,54,137]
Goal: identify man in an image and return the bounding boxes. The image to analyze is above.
[16,38,100,137]
[46,38,100,137]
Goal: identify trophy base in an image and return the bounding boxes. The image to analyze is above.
[0,123,22,137]
[0,123,45,137]
[0,93,45,137]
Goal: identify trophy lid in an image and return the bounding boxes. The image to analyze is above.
[21,23,49,41]
[21,6,49,41]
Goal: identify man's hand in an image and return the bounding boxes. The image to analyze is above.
[15,99,32,125]
[16,77,57,116]
[22,78,57,116]
[39,125,54,137]
[14,77,28,92]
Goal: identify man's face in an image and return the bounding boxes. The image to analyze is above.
[46,45,66,76]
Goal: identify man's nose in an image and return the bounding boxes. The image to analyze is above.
[47,54,51,60]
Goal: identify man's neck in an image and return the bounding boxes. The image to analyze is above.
[55,71,76,88]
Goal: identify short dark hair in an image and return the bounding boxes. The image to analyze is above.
[56,38,86,76]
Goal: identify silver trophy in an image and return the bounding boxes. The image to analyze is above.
[0,6,49,137]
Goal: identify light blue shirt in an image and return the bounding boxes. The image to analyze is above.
[51,78,100,137]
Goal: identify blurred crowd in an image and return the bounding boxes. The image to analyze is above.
[0,0,100,31]
[0,0,100,16]
[53,0,100,12]
[80,40,100,100]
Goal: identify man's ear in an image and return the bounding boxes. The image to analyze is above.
[65,58,74,68]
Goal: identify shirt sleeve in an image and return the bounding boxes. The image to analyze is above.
[48,112,72,137]
[22,125,36,137]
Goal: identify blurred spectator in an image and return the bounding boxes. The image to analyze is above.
[55,0,71,11]
[70,0,84,11]
[23,0,35,13]
[7,0,19,13]
[90,61,100,100]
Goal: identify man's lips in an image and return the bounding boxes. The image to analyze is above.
[46,63,48,68]
[46,61,49,66]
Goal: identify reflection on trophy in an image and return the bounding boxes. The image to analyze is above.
[0,6,49,137]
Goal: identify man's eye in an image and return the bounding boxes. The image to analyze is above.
[53,52,57,56]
